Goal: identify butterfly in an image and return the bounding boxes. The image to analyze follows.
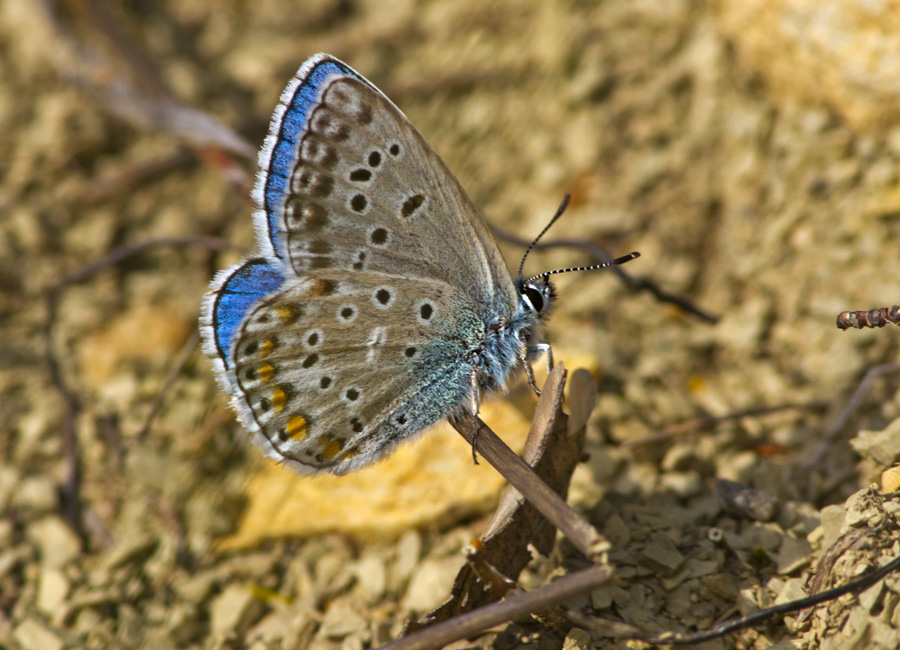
[200,54,637,475]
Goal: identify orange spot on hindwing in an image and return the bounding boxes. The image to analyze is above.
[286,414,307,440]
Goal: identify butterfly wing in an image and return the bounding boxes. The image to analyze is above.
[253,54,518,315]
[227,269,482,474]
[201,54,526,474]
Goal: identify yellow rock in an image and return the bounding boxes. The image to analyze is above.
[718,0,900,130]
[218,398,532,549]
[881,466,900,493]
[78,303,191,388]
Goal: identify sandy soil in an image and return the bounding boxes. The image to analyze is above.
[2,1,900,648]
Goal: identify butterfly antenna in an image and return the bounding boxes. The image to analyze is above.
[517,194,571,278]
[527,252,640,285]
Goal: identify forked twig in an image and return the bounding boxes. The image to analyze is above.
[410,367,601,633]
[450,364,610,561]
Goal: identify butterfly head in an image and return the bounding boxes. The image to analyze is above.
[517,274,557,321]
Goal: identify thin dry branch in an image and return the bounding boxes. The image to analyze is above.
[411,368,601,632]
[450,364,610,561]
[382,564,614,650]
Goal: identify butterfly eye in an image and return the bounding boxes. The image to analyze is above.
[522,285,544,314]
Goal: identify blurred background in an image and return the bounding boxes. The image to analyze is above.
[3,0,900,648]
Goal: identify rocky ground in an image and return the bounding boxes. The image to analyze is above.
[2,0,900,648]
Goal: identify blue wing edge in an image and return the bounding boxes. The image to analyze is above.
[250,54,364,262]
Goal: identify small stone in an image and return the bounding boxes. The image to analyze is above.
[565,626,592,648]
[603,513,631,548]
[246,608,293,644]
[173,569,219,602]
[99,533,158,572]
[165,604,201,646]
[774,578,809,605]
[352,555,386,602]
[820,504,846,550]
[776,536,813,575]
[686,558,721,579]
[318,598,368,640]
[71,607,103,638]
[639,536,685,576]
[36,566,69,617]
[717,478,778,522]
[28,516,81,568]
[852,422,900,465]
[401,557,458,612]
[391,530,422,586]
[209,584,266,638]
[741,522,785,552]
[590,585,615,609]
[702,572,738,601]
[882,466,900,493]
[660,565,693,591]
[14,617,63,650]
[12,476,59,514]
[737,587,760,616]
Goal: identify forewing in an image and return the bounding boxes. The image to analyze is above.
[227,269,482,474]
[254,55,517,314]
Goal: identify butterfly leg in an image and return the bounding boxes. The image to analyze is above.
[470,370,481,465]
[520,345,542,397]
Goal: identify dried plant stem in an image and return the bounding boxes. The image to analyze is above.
[380,563,614,650]
[451,364,610,561]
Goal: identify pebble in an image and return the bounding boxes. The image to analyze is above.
[99,533,158,572]
[28,516,81,568]
[12,476,59,514]
[776,535,813,575]
[851,422,900,466]
[318,598,368,640]
[36,566,69,617]
[401,556,458,612]
[390,530,422,589]
[639,536,685,576]
[165,604,201,646]
[209,584,266,638]
[351,555,386,603]
[882,466,900,493]
[13,618,63,650]
[819,504,846,550]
